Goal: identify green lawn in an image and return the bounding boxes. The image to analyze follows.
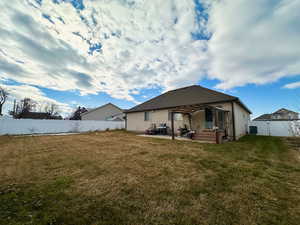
[0,131,299,225]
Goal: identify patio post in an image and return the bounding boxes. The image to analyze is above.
[188,113,192,129]
[171,112,175,140]
[215,109,219,128]
[215,109,219,144]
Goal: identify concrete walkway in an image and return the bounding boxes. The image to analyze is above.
[138,134,212,143]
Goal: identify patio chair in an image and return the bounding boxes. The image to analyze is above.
[145,123,158,135]
[157,123,168,135]
[178,124,190,137]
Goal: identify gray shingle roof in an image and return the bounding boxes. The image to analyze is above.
[126,85,251,113]
[254,108,299,121]
[273,108,298,115]
[253,114,272,121]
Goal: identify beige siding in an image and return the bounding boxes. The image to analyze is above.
[234,102,250,139]
[211,102,250,139]
[126,109,188,134]
[210,102,234,139]
[191,110,205,131]
[82,104,123,121]
[126,102,234,135]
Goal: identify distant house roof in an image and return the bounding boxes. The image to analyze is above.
[126,85,251,114]
[253,114,272,121]
[253,108,299,121]
[81,103,123,116]
[273,108,299,115]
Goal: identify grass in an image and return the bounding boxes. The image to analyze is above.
[0,131,299,225]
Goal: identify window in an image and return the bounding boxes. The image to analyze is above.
[205,108,213,129]
[174,113,183,121]
[144,111,150,121]
[218,111,225,130]
[168,112,183,121]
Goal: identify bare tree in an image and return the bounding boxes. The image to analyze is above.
[20,98,36,113]
[9,98,36,118]
[0,86,9,116]
[44,103,60,116]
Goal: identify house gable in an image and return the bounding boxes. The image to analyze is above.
[81,103,124,121]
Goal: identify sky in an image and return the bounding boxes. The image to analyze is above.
[0,0,299,118]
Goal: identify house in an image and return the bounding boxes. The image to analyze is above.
[254,108,299,121]
[125,85,251,142]
[81,103,125,121]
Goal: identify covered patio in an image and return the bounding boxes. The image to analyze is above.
[169,104,232,144]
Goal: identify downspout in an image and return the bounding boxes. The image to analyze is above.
[125,113,127,130]
[171,112,175,140]
[231,101,236,141]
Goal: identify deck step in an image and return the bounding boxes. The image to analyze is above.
[196,133,216,137]
[192,130,217,143]
[193,136,216,140]
[193,135,216,143]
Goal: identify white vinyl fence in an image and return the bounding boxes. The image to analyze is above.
[0,119,125,135]
[249,120,300,137]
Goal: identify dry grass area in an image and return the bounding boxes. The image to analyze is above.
[0,131,300,225]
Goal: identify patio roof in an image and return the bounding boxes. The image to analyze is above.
[170,104,229,114]
[169,104,230,142]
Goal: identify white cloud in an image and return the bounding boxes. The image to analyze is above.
[283,81,300,89]
[0,84,72,115]
[0,0,299,103]
[0,0,207,101]
[206,0,300,89]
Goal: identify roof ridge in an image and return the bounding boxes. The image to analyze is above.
[166,85,198,93]
[82,103,123,115]
[127,85,199,112]
[127,90,172,111]
[273,108,298,114]
[196,85,238,99]
[168,85,237,99]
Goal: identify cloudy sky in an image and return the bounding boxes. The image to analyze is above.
[0,0,299,118]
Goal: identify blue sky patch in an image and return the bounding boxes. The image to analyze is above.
[191,0,210,40]
[88,43,102,55]
[52,0,85,10]
[42,14,55,24]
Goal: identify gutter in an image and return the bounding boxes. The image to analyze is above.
[231,101,236,141]
[125,99,242,114]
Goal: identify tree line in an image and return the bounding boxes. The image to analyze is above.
[0,86,87,120]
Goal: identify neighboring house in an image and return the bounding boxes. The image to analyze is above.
[254,108,299,121]
[81,103,125,121]
[125,85,251,141]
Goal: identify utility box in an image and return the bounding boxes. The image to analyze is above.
[249,126,258,135]
[216,130,225,144]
